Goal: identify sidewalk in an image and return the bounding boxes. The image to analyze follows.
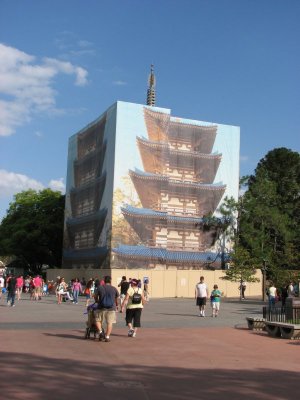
[0,295,299,400]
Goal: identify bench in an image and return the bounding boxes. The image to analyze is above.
[264,321,300,340]
[246,317,266,331]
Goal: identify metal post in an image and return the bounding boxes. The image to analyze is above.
[262,260,267,302]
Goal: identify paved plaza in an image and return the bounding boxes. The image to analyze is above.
[0,294,299,399]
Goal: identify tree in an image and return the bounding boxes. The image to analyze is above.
[0,189,65,274]
[223,246,260,300]
[239,148,300,283]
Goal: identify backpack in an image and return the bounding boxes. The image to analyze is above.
[132,288,142,304]
[99,287,114,309]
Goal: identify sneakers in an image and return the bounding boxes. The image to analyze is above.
[132,332,136,338]
[128,329,134,337]
[98,331,105,341]
[105,337,110,342]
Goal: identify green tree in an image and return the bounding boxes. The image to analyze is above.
[0,189,65,274]
[239,148,300,283]
[223,246,260,300]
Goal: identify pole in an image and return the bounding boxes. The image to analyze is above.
[262,260,267,302]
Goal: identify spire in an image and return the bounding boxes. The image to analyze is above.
[146,64,156,106]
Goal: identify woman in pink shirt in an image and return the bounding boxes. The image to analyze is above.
[72,278,83,304]
[16,275,24,301]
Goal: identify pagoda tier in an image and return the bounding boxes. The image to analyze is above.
[77,115,106,160]
[137,136,221,183]
[63,246,107,268]
[129,169,226,215]
[74,141,107,187]
[70,173,106,217]
[66,208,107,248]
[143,107,217,153]
[121,205,221,248]
[112,245,224,266]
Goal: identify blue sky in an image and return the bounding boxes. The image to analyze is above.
[0,0,299,220]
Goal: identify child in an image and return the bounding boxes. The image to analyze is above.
[210,284,222,317]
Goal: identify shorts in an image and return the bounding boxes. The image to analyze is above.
[94,309,116,324]
[212,302,220,311]
[125,308,142,328]
[196,297,206,306]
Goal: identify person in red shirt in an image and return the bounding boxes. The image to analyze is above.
[16,275,24,301]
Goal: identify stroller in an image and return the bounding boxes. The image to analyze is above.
[84,303,98,339]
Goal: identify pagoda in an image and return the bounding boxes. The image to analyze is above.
[112,67,226,269]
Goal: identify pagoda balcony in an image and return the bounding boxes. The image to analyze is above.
[143,107,217,153]
[137,136,221,183]
[129,169,226,213]
[77,115,106,160]
[70,173,106,217]
[66,209,107,247]
[144,240,207,252]
[74,141,106,187]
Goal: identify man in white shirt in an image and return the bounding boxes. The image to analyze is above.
[195,276,209,317]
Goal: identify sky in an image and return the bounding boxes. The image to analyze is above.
[0,0,299,221]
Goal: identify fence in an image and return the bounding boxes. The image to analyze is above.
[263,305,300,324]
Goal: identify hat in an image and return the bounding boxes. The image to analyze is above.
[131,279,138,286]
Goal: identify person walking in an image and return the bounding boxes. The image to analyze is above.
[85,279,94,307]
[268,282,277,308]
[6,274,17,307]
[143,278,150,302]
[118,276,129,311]
[72,277,83,304]
[94,276,119,342]
[0,275,5,300]
[33,275,43,301]
[121,278,145,338]
[16,275,24,301]
[239,280,247,300]
[210,284,222,317]
[195,276,209,317]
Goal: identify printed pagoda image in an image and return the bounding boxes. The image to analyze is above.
[113,107,228,269]
[63,67,240,270]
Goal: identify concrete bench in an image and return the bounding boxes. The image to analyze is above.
[246,317,266,331]
[265,321,300,340]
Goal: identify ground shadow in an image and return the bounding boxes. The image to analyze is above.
[0,351,298,400]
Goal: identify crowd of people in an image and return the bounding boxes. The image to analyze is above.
[0,273,150,341]
[1,271,299,342]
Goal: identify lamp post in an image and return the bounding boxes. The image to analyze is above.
[262,259,267,302]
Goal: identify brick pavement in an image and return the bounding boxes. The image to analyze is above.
[0,294,299,400]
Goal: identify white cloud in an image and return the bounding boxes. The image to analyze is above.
[0,169,44,197]
[0,43,88,136]
[112,80,127,86]
[240,155,249,162]
[0,169,65,199]
[48,178,65,193]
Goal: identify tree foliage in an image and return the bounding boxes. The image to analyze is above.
[0,189,65,274]
[239,148,300,283]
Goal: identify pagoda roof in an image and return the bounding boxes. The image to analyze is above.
[129,169,226,213]
[143,107,217,153]
[63,246,108,264]
[121,204,206,224]
[66,208,107,226]
[121,205,220,245]
[137,136,221,182]
[112,245,222,265]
